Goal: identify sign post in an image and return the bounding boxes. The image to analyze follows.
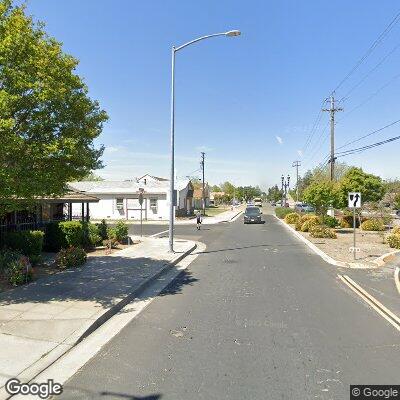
[139,189,144,237]
[348,192,361,260]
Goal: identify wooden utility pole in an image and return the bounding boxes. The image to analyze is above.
[323,95,343,180]
[292,161,301,202]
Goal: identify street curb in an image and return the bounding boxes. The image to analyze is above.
[225,210,243,222]
[273,215,347,268]
[0,241,197,400]
[372,250,400,267]
[273,215,384,269]
[395,267,400,296]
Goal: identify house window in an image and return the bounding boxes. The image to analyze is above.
[116,198,124,211]
[150,198,157,213]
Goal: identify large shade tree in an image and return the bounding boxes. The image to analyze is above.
[338,167,385,208]
[0,1,107,213]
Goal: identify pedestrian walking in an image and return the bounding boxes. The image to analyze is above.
[196,211,202,230]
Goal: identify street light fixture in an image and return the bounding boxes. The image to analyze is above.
[169,30,241,252]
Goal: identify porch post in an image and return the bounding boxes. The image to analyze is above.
[86,203,90,222]
[68,203,72,221]
[81,203,85,222]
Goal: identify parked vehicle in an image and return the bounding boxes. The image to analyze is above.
[295,203,315,213]
[244,207,263,224]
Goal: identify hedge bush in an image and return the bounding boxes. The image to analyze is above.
[3,230,44,264]
[284,213,300,224]
[114,221,129,242]
[87,223,102,247]
[97,219,108,241]
[55,247,87,269]
[43,222,65,252]
[58,221,84,247]
[387,234,400,249]
[321,215,339,228]
[275,207,294,219]
[309,225,337,239]
[360,218,385,231]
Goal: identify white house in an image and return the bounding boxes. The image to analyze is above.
[68,176,194,221]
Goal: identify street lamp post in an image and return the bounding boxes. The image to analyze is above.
[281,175,290,207]
[169,30,241,252]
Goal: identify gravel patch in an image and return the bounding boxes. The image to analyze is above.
[294,226,391,266]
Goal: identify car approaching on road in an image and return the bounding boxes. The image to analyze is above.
[254,197,262,207]
[244,206,263,224]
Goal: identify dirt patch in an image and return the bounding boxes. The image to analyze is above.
[293,225,391,266]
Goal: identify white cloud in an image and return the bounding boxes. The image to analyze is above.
[104,146,124,153]
[275,136,283,145]
[297,149,303,157]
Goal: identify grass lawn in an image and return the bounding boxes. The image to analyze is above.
[204,205,230,217]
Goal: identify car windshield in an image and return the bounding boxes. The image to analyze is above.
[245,207,260,215]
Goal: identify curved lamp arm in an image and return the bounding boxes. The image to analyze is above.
[174,30,241,52]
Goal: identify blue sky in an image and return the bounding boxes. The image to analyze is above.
[25,0,400,188]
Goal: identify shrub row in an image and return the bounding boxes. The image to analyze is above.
[387,233,400,249]
[2,230,44,264]
[43,220,129,251]
[275,207,294,219]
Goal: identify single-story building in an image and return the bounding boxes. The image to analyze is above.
[68,176,194,221]
[210,191,225,206]
[193,184,210,210]
[0,189,99,237]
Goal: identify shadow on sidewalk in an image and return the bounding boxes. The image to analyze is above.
[0,253,199,310]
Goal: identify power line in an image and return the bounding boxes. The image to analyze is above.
[331,9,400,94]
[336,118,400,151]
[339,41,400,102]
[336,134,400,158]
[302,121,330,167]
[301,99,326,153]
[338,72,400,122]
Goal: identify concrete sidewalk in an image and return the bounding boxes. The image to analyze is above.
[0,237,196,399]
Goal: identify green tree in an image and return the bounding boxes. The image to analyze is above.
[220,181,236,197]
[0,1,107,214]
[303,181,340,215]
[211,184,221,192]
[338,167,385,208]
[79,172,104,181]
[267,185,282,202]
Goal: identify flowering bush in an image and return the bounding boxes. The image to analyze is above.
[391,226,400,235]
[360,218,385,231]
[295,214,318,231]
[55,247,87,269]
[387,234,400,249]
[0,250,33,286]
[284,213,300,224]
[309,225,337,239]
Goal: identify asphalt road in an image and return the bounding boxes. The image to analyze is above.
[59,211,400,400]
